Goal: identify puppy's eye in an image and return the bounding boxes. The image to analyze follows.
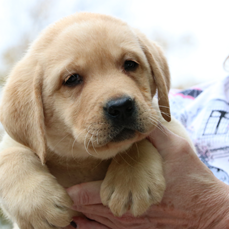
[124,60,139,72]
[64,74,83,87]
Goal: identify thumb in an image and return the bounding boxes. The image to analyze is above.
[67,180,102,207]
[147,123,186,157]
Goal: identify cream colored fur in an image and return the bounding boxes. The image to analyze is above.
[0,13,195,229]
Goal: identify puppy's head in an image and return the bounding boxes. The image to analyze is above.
[0,13,170,162]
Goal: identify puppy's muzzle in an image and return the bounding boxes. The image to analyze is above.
[104,96,137,142]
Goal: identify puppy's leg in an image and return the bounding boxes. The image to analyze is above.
[101,139,165,217]
[0,147,73,229]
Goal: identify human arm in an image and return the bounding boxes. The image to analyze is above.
[66,125,229,229]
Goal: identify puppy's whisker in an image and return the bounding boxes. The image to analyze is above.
[160,111,171,118]
[109,134,113,139]
[96,129,100,145]
[87,134,93,149]
[155,121,168,136]
[148,120,158,126]
[123,149,140,164]
[53,134,69,149]
[74,130,85,141]
[85,123,94,133]
[91,138,99,156]
[84,131,92,156]
[91,159,103,170]
[147,117,167,135]
[149,122,158,129]
[149,115,157,120]
[148,117,158,125]
[148,116,159,124]
[71,138,77,160]
[89,129,99,156]
[90,127,102,146]
[86,139,92,156]
[112,156,121,165]
[149,113,157,118]
[158,105,170,109]
[119,152,134,168]
[135,143,140,158]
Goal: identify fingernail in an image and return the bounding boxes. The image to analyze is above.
[70,221,77,228]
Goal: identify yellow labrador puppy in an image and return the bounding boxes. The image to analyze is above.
[0,13,194,229]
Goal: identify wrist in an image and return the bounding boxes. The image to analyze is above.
[199,180,229,229]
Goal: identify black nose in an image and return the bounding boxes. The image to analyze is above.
[104,97,135,123]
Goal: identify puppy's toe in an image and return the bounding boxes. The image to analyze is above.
[100,183,114,207]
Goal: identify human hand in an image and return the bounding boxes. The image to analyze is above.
[66,125,229,229]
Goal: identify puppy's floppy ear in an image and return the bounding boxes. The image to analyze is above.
[0,57,47,163]
[136,31,171,122]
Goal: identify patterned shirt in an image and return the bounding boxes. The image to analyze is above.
[169,76,229,184]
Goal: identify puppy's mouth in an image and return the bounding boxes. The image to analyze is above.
[84,121,146,149]
[111,127,136,142]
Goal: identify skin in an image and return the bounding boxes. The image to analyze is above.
[66,124,229,229]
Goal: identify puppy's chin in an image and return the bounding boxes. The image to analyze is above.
[76,131,150,160]
[90,142,133,159]
[111,128,136,142]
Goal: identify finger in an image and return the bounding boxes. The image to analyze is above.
[148,123,200,165]
[147,123,187,156]
[74,204,113,217]
[67,181,102,207]
[64,224,76,229]
[148,124,177,150]
[72,217,111,229]
[84,213,115,229]
[78,205,146,227]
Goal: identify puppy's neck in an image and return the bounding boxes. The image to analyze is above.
[46,148,106,168]
[46,149,111,187]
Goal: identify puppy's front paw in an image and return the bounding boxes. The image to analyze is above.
[101,161,165,216]
[100,140,166,217]
[6,174,73,229]
[101,170,165,217]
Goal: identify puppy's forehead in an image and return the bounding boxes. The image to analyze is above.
[43,18,143,67]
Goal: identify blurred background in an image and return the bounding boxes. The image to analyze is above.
[0,0,229,227]
[1,0,229,89]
